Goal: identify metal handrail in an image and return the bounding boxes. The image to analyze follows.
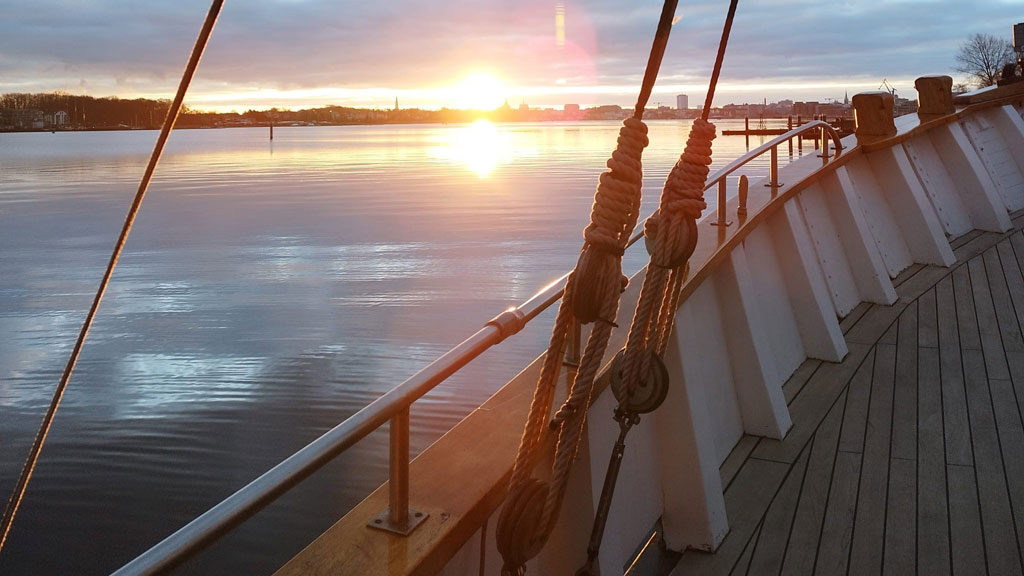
[112,121,843,575]
[705,120,844,226]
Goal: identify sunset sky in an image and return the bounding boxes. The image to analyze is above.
[2,0,1021,113]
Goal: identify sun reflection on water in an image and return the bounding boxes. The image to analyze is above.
[436,119,512,178]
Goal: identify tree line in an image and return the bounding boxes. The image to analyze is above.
[0,92,173,129]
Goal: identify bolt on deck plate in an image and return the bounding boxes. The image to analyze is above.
[367,508,429,536]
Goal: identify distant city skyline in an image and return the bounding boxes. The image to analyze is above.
[1,1,1020,113]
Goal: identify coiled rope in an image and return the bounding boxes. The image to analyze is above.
[0,0,225,553]
[495,2,678,574]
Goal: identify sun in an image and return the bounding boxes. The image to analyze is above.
[454,73,507,110]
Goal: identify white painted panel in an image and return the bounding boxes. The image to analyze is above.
[795,184,860,317]
[715,247,792,439]
[536,428,595,575]
[823,167,899,304]
[865,146,955,266]
[963,113,1024,210]
[929,122,1011,232]
[994,105,1024,184]
[903,135,972,236]
[771,201,848,362]
[587,389,666,575]
[675,279,744,463]
[742,225,806,380]
[842,156,914,277]
[655,292,732,552]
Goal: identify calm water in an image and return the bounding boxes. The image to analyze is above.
[0,120,796,574]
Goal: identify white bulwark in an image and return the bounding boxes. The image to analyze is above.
[677,94,689,110]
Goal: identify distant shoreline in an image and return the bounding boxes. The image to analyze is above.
[0,115,813,135]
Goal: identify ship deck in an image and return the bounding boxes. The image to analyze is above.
[670,210,1024,576]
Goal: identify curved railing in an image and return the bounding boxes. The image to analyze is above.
[703,120,843,226]
[111,119,845,576]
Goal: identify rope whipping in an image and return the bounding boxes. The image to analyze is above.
[618,0,738,418]
[495,2,679,574]
[0,0,226,553]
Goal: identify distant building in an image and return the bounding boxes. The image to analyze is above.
[52,110,68,126]
[793,101,819,117]
[564,103,580,113]
[676,94,689,110]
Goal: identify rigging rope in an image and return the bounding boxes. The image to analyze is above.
[495,2,678,574]
[498,0,739,572]
[0,0,226,552]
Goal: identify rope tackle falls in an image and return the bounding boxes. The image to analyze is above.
[496,0,737,568]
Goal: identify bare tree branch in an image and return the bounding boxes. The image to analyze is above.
[954,32,1015,88]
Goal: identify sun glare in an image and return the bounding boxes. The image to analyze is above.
[434,119,510,178]
[454,73,507,110]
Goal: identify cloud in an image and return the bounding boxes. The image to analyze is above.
[1,0,1020,110]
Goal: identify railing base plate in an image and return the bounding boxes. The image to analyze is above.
[367,508,429,536]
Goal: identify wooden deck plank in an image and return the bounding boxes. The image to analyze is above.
[840,302,872,335]
[937,275,974,466]
[728,523,761,576]
[783,359,822,405]
[897,264,956,303]
[989,378,1024,562]
[813,451,861,575]
[752,343,872,464]
[955,231,1012,265]
[948,464,986,576]
[879,320,898,345]
[962,349,1023,574]
[969,255,1011,379]
[951,229,985,251]
[779,392,847,576]
[892,301,918,461]
[848,343,896,576]
[918,346,951,576]
[995,237,1024,350]
[746,449,810,575]
[883,457,916,576]
[721,435,760,490]
[671,459,790,576]
[845,301,907,346]
[919,287,939,349]
[838,348,875,454]
[1008,231,1024,290]
[984,247,1024,353]
[892,263,926,288]
[953,264,982,351]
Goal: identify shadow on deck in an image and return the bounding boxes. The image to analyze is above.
[666,211,1024,576]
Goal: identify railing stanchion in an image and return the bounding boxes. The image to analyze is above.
[819,125,829,164]
[765,145,783,189]
[369,407,427,535]
[390,409,409,526]
[711,177,732,227]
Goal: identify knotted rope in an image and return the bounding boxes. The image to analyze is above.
[495,1,679,573]
[497,0,739,571]
[619,119,715,400]
[496,118,648,576]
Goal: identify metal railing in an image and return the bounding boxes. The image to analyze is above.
[112,120,846,575]
[706,120,844,227]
